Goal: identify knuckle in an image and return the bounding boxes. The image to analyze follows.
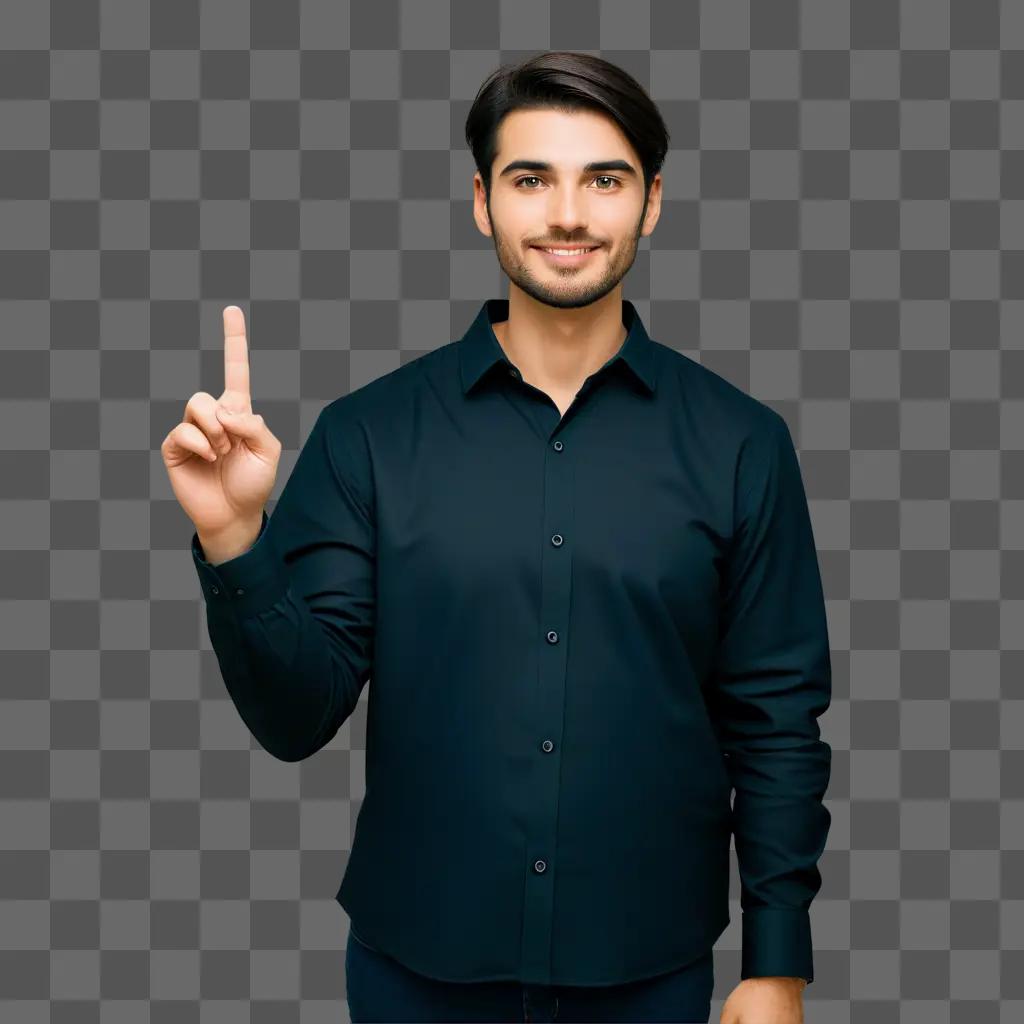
[186,392,215,420]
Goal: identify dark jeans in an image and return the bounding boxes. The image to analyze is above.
[345,926,714,1023]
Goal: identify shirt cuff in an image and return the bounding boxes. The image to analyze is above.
[740,906,814,984]
[191,509,289,619]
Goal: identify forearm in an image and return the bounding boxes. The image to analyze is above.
[204,592,359,763]
[193,513,367,763]
[723,697,832,981]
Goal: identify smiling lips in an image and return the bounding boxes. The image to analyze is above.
[534,244,599,253]
[532,244,602,263]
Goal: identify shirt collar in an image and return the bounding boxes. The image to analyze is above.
[459,297,659,396]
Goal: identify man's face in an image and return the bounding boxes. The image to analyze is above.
[473,107,662,310]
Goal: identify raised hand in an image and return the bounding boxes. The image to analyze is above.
[161,306,282,546]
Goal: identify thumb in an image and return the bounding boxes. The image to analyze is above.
[216,406,274,454]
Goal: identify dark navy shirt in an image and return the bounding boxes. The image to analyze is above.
[191,297,832,987]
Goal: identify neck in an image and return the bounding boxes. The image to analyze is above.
[492,289,627,393]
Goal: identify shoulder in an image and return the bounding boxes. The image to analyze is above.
[655,342,786,445]
[321,348,437,431]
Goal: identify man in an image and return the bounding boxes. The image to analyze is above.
[187,51,830,1023]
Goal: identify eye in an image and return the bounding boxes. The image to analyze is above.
[512,175,623,191]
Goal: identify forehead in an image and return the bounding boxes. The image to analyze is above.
[495,107,634,162]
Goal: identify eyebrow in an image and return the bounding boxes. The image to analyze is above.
[497,159,639,179]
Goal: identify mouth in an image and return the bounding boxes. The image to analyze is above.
[531,244,602,265]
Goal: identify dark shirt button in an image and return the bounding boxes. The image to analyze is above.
[553,440,563,451]
[534,859,547,873]
[509,366,519,378]
[235,588,245,596]
[541,739,554,753]
[546,630,559,644]
[211,586,219,595]
[551,534,563,546]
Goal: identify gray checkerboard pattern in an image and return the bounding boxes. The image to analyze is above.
[1,0,1023,1021]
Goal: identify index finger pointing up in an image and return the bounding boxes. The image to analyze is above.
[222,305,251,407]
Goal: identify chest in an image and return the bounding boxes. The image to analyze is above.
[373,391,733,647]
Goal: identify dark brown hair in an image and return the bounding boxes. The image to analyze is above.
[465,50,670,216]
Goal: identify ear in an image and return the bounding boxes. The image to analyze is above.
[640,173,663,238]
[472,173,494,238]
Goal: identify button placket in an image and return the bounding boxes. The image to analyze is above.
[520,420,575,983]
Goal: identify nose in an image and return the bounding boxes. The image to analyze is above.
[545,185,590,235]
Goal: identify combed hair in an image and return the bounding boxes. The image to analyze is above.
[465,50,670,213]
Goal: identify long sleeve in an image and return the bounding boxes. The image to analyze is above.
[191,401,376,763]
[708,410,833,985]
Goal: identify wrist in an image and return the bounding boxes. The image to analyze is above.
[197,514,264,566]
[745,976,807,990]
